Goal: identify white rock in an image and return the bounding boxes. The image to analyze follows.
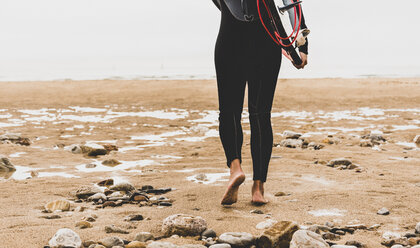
[48,228,82,248]
[209,244,231,248]
[162,214,207,236]
[415,222,420,234]
[391,245,404,248]
[290,230,329,248]
[413,135,420,144]
[147,241,179,248]
[256,219,278,230]
[382,231,401,240]
[218,232,254,247]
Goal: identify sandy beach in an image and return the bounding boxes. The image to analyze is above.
[0,78,419,247]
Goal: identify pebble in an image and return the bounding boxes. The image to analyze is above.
[97,179,114,187]
[98,236,125,248]
[0,133,30,146]
[88,193,107,202]
[390,245,404,248]
[75,185,103,199]
[88,245,106,248]
[250,209,264,214]
[209,244,231,248]
[416,222,420,234]
[125,214,144,221]
[290,230,329,248]
[322,232,341,241]
[125,241,147,248]
[202,229,217,238]
[48,228,82,248]
[0,157,16,171]
[218,232,254,247]
[40,214,62,219]
[110,182,136,192]
[279,139,303,148]
[147,241,178,248]
[377,207,390,215]
[102,159,121,167]
[414,135,420,145]
[308,142,324,150]
[330,246,357,248]
[345,240,364,247]
[44,200,71,212]
[283,130,302,139]
[327,158,352,168]
[179,245,206,248]
[274,192,287,197]
[134,232,154,242]
[105,224,129,234]
[256,219,278,230]
[368,224,381,230]
[75,220,93,229]
[162,214,207,236]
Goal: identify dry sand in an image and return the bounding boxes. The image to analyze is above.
[0,78,419,247]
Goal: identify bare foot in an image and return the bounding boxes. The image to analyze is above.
[251,180,268,205]
[221,160,245,205]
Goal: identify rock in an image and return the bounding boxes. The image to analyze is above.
[330,246,357,248]
[409,237,420,246]
[0,133,30,146]
[75,220,93,229]
[85,163,97,168]
[412,245,420,248]
[69,145,83,154]
[256,219,278,230]
[105,224,129,234]
[289,230,329,248]
[134,232,154,242]
[209,245,231,248]
[98,237,125,248]
[126,241,147,248]
[147,241,178,248]
[162,214,207,236]
[83,240,96,247]
[48,228,82,248]
[202,229,217,238]
[308,142,324,150]
[75,185,102,199]
[0,157,16,172]
[102,159,121,167]
[307,225,330,234]
[110,182,136,192]
[359,140,373,147]
[327,158,352,168]
[416,222,420,234]
[279,139,303,148]
[98,179,114,187]
[40,214,62,219]
[345,241,364,247]
[322,232,340,241]
[218,232,254,247]
[390,245,404,248]
[103,144,118,153]
[88,193,107,202]
[256,221,299,248]
[377,207,390,215]
[345,224,367,230]
[274,192,287,197]
[44,200,71,212]
[283,131,302,139]
[368,224,381,230]
[125,214,144,221]
[250,209,264,214]
[179,245,206,248]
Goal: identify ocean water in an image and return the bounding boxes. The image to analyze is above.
[0,0,419,81]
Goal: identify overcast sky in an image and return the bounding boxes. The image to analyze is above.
[0,0,419,80]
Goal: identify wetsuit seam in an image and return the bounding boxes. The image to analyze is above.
[233,113,239,163]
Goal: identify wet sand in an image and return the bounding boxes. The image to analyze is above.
[0,78,419,247]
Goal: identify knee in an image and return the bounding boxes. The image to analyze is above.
[219,109,243,122]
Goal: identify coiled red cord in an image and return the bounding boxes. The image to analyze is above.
[257,0,302,47]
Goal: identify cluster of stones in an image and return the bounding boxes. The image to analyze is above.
[74,180,173,209]
[0,133,31,146]
[380,222,420,247]
[315,158,362,172]
[274,131,324,150]
[359,132,387,147]
[44,212,420,248]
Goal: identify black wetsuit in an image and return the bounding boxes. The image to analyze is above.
[214,0,308,182]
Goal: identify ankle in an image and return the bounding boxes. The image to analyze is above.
[230,159,242,173]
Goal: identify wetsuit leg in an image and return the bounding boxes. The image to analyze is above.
[215,0,247,167]
[247,22,282,183]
